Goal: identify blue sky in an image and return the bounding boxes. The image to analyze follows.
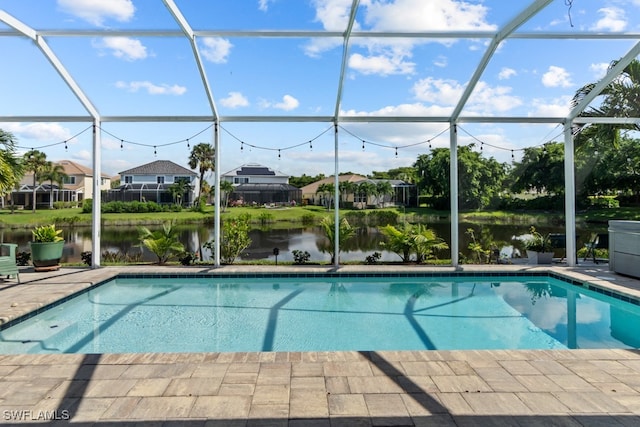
[1,0,639,180]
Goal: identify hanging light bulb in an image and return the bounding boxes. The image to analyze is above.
[278,149,281,160]
[511,150,515,162]
[241,142,244,152]
[362,140,365,151]
[186,138,190,149]
[395,147,398,158]
[428,140,432,149]
[64,141,68,151]
[154,146,157,157]
[120,140,124,150]
[309,140,312,151]
[480,142,483,151]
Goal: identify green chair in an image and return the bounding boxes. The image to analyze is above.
[0,243,20,283]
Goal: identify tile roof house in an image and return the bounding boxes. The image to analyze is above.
[104,160,198,206]
[10,159,111,209]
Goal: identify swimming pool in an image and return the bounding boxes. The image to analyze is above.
[0,273,638,354]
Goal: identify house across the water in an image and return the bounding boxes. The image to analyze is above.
[221,163,301,206]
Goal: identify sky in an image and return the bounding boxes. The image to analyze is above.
[1,0,640,182]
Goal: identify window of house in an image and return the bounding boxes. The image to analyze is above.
[62,176,76,185]
[174,176,191,183]
[124,176,133,184]
[157,176,165,184]
[234,177,249,184]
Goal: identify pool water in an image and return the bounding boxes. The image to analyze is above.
[0,275,638,354]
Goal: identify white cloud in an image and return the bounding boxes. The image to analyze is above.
[363,0,496,32]
[57,0,135,26]
[589,62,610,80]
[498,67,517,80]
[258,0,273,11]
[220,92,250,108]
[529,96,572,117]
[274,95,300,111]
[348,53,415,76]
[591,7,627,32]
[307,0,495,72]
[4,122,72,142]
[71,149,91,162]
[412,77,522,114]
[200,37,233,63]
[542,66,572,88]
[467,82,522,113]
[115,81,187,95]
[412,78,464,105]
[433,55,448,68]
[93,37,148,61]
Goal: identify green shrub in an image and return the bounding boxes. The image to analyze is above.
[292,249,311,264]
[300,213,316,226]
[82,198,93,213]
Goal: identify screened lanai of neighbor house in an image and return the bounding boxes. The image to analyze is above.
[1,0,640,267]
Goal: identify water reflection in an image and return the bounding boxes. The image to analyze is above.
[1,222,607,264]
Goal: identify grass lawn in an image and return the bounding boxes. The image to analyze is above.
[2,204,640,229]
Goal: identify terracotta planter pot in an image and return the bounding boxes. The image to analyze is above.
[29,241,65,271]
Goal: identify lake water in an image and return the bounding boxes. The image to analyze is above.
[0,221,607,264]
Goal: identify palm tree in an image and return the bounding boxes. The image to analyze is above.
[168,179,192,206]
[374,180,393,208]
[316,183,334,210]
[338,180,355,208]
[573,58,640,151]
[188,143,215,202]
[138,221,185,264]
[220,180,234,211]
[41,163,68,209]
[22,149,48,212]
[0,130,22,208]
[356,181,375,209]
[319,216,355,264]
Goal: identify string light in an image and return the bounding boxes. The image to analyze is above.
[241,141,243,152]
[511,150,515,162]
[278,149,281,160]
[64,141,68,151]
[120,139,124,150]
[362,140,365,151]
[309,140,312,151]
[395,147,398,158]
[186,138,190,149]
[154,146,157,157]
[480,142,483,152]
[428,140,432,149]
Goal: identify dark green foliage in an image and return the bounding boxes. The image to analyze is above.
[292,249,311,264]
[179,251,198,265]
[81,251,92,266]
[16,251,30,266]
[365,251,381,264]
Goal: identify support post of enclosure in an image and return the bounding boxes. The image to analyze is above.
[91,121,101,268]
[214,122,221,267]
[334,122,340,268]
[564,122,577,266]
[450,124,459,267]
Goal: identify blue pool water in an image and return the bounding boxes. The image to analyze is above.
[0,275,638,354]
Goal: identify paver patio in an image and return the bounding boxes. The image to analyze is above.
[0,264,639,425]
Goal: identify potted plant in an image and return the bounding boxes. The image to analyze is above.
[29,224,65,271]
[523,226,554,264]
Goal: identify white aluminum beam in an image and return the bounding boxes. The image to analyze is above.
[451,0,554,121]
[563,123,576,267]
[3,29,638,41]
[163,0,219,120]
[568,41,640,121]
[333,0,360,119]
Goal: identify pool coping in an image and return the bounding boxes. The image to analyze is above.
[1,264,640,425]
